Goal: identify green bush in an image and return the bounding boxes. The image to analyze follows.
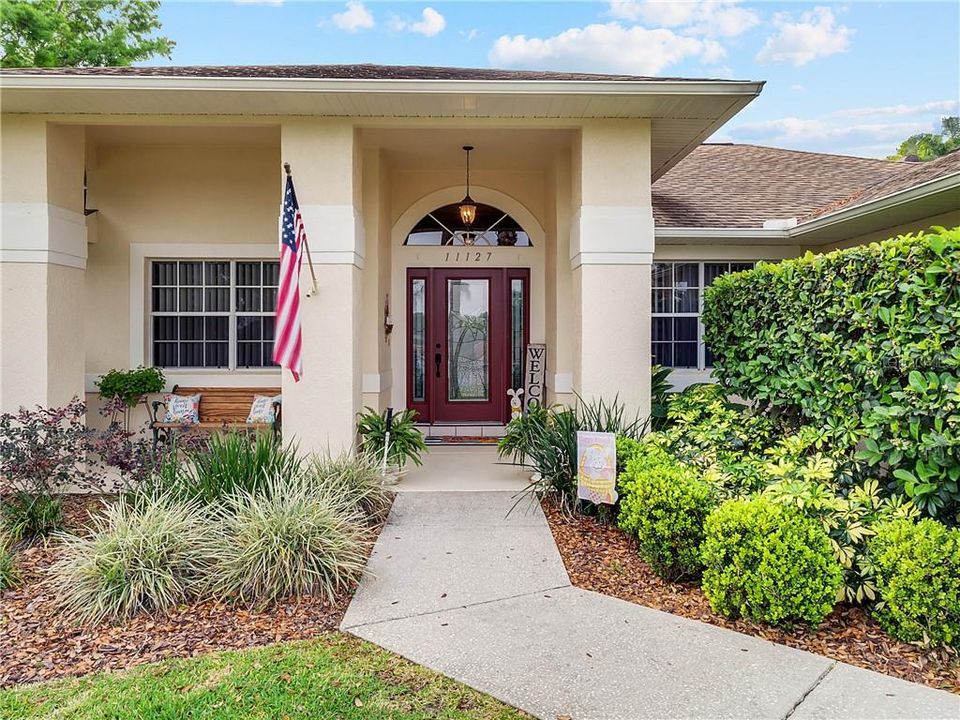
[310,452,395,522]
[498,396,647,512]
[208,475,370,606]
[869,519,960,647]
[0,531,17,591]
[703,227,960,520]
[50,495,216,623]
[701,497,843,626]
[137,431,304,505]
[618,446,717,580]
[1,491,63,542]
[356,407,427,469]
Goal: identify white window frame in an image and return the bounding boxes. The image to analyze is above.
[149,259,278,371]
[129,243,281,384]
[651,261,756,371]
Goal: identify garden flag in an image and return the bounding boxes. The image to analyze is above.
[273,166,305,382]
[576,431,618,505]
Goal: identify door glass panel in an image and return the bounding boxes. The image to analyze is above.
[411,279,426,402]
[447,279,489,401]
[511,278,524,390]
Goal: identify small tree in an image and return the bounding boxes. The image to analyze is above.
[95,366,165,431]
[1,0,174,68]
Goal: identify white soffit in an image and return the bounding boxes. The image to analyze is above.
[0,75,763,180]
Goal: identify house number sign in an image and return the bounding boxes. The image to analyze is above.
[443,250,495,263]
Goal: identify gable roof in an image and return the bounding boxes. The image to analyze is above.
[652,143,910,229]
[2,63,736,83]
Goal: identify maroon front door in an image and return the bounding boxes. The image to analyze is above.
[407,268,529,424]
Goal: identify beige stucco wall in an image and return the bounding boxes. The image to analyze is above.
[84,139,280,379]
[1,119,86,412]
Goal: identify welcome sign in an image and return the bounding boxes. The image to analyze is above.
[576,431,618,505]
[524,343,546,412]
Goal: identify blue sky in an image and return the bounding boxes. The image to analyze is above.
[155,1,959,158]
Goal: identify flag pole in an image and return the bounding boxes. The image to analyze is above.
[284,162,319,297]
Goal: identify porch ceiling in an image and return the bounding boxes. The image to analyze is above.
[1,72,762,180]
[361,128,573,171]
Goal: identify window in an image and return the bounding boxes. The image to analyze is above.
[651,261,755,370]
[405,203,532,246]
[150,260,279,369]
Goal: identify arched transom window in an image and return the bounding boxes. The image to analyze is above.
[404,203,532,247]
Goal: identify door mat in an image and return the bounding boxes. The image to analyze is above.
[424,435,501,445]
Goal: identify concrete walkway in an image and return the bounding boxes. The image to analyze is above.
[342,491,958,720]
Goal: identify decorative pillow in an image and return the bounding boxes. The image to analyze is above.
[162,393,201,425]
[246,395,281,424]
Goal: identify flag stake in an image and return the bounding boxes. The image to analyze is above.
[284,162,319,297]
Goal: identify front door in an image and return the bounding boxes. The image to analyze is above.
[407,267,529,424]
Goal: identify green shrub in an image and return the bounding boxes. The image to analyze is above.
[499,396,647,512]
[869,519,960,647]
[49,495,215,623]
[703,227,960,520]
[208,475,369,606]
[356,407,427,469]
[310,452,395,522]
[764,476,918,604]
[618,447,717,580]
[1,491,64,542]
[138,431,304,504]
[701,497,843,626]
[0,531,17,591]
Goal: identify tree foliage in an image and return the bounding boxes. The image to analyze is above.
[887,116,960,161]
[1,0,173,68]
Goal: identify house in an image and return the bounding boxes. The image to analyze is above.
[1,64,958,452]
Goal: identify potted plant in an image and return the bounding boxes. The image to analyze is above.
[356,407,427,477]
[95,366,166,432]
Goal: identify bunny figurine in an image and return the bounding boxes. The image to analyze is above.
[507,388,524,420]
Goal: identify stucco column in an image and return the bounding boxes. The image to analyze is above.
[279,120,364,453]
[571,120,653,421]
[0,118,87,413]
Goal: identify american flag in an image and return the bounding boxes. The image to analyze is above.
[273,173,305,381]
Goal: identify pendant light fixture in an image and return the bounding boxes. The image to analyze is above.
[458,145,477,228]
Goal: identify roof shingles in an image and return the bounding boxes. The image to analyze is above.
[1,63,730,82]
[652,144,910,229]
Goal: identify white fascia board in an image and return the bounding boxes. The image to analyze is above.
[0,74,765,98]
[790,172,960,237]
[655,227,790,242]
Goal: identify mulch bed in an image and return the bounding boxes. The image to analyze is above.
[1,495,385,688]
[542,499,960,694]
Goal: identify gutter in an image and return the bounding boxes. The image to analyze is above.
[655,227,790,241]
[0,74,765,98]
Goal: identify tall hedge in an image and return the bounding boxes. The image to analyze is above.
[702,227,960,520]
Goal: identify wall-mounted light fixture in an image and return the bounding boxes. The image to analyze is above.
[384,294,394,341]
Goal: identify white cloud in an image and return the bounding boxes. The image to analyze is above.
[460,28,480,41]
[490,22,725,75]
[727,112,942,156]
[756,7,852,66]
[833,99,959,118]
[332,0,374,32]
[608,1,760,37]
[391,7,446,36]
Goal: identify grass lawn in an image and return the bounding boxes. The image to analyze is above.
[0,632,526,720]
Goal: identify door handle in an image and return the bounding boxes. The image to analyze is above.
[434,351,442,378]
